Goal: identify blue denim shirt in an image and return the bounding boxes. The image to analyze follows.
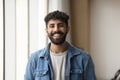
[24,43,96,80]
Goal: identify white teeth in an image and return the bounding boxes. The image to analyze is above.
[53,34,61,39]
[54,34,60,37]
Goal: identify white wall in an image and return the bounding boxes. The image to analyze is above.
[90,0,120,79]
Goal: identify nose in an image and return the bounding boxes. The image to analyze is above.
[54,26,59,32]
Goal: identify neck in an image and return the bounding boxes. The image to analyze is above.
[50,42,68,54]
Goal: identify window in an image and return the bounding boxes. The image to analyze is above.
[0,0,3,80]
[3,0,48,80]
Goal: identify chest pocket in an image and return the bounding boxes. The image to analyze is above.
[35,70,50,80]
[70,69,83,80]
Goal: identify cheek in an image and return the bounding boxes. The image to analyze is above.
[46,30,52,36]
[46,28,52,33]
[46,30,49,36]
[63,29,68,34]
[46,29,49,33]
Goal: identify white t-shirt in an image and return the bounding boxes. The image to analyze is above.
[50,50,67,80]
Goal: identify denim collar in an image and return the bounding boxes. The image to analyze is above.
[38,42,81,59]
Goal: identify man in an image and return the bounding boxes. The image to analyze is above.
[24,10,96,80]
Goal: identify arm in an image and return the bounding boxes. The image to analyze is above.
[83,54,96,80]
[24,55,35,80]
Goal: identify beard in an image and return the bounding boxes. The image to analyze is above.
[48,31,67,45]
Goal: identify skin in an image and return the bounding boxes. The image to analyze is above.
[45,19,70,54]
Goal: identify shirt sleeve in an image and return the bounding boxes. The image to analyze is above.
[24,55,35,80]
[83,54,96,80]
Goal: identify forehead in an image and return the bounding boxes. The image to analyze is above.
[47,19,64,25]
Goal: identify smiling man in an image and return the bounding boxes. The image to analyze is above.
[24,10,96,80]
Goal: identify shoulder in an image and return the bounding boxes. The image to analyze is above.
[72,47,94,67]
[68,43,91,59]
[28,48,46,62]
[68,44,92,63]
[74,48,94,69]
[75,48,91,60]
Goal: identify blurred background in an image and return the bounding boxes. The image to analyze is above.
[0,0,120,80]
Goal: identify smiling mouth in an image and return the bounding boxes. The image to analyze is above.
[53,34,62,39]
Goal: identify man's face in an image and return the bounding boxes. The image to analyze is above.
[46,19,69,45]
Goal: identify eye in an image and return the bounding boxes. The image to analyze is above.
[59,23,65,27]
[49,24,54,28]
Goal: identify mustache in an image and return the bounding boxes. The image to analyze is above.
[51,31,64,36]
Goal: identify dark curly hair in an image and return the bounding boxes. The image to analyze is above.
[44,10,69,27]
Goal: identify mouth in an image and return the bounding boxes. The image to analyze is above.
[53,34,62,39]
[51,31,64,39]
[48,31,66,45]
